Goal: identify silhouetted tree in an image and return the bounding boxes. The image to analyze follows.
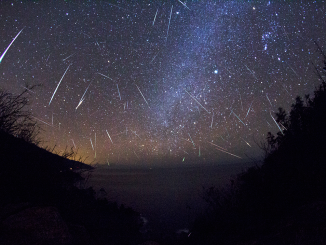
[189,46,326,245]
[0,86,40,144]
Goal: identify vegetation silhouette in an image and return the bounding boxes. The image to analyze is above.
[187,49,326,244]
[0,86,41,144]
[0,88,144,244]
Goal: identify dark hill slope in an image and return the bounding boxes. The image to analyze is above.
[0,130,144,245]
[0,130,92,204]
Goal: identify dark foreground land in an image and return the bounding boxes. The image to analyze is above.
[0,130,144,245]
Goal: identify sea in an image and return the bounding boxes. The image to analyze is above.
[87,162,254,238]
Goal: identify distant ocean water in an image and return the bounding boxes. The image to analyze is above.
[88,162,254,236]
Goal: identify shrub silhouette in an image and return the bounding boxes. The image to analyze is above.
[188,50,326,244]
[0,86,40,144]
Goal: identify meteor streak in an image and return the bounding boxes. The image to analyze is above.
[282,84,291,96]
[166,5,173,42]
[207,141,227,151]
[62,53,75,61]
[132,130,141,139]
[245,100,254,118]
[214,147,242,159]
[177,0,190,10]
[239,92,243,111]
[71,139,76,149]
[150,50,160,64]
[270,111,284,135]
[266,120,272,127]
[32,116,54,128]
[245,65,258,81]
[21,86,35,94]
[266,94,272,106]
[75,96,85,110]
[188,133,195,147]
[0,28,24,63]
[117,84,121,100]
[210,112,214,128]
[232,110,245,126]
[183,150,189,155]
[97,72,115,81]
[49,64,71,105]
[134,151,140,160]
[135,84,150,108]
[241,137,251,147]
[106,130,113,144]
[279,121,287,130]
[153,8,158,26]
[76,81,92,110]
[285,60,300,79]
[184,89,210,114]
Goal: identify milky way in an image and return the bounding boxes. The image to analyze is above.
[0,1,325,165]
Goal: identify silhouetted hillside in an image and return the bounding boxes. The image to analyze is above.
[0,128,145,245]
[0,89,144,245]
[0,129,92,203]
[187,52,326,244]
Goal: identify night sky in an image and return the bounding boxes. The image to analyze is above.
[0,1,325,166]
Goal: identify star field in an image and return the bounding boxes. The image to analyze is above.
[0,1,325,165]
